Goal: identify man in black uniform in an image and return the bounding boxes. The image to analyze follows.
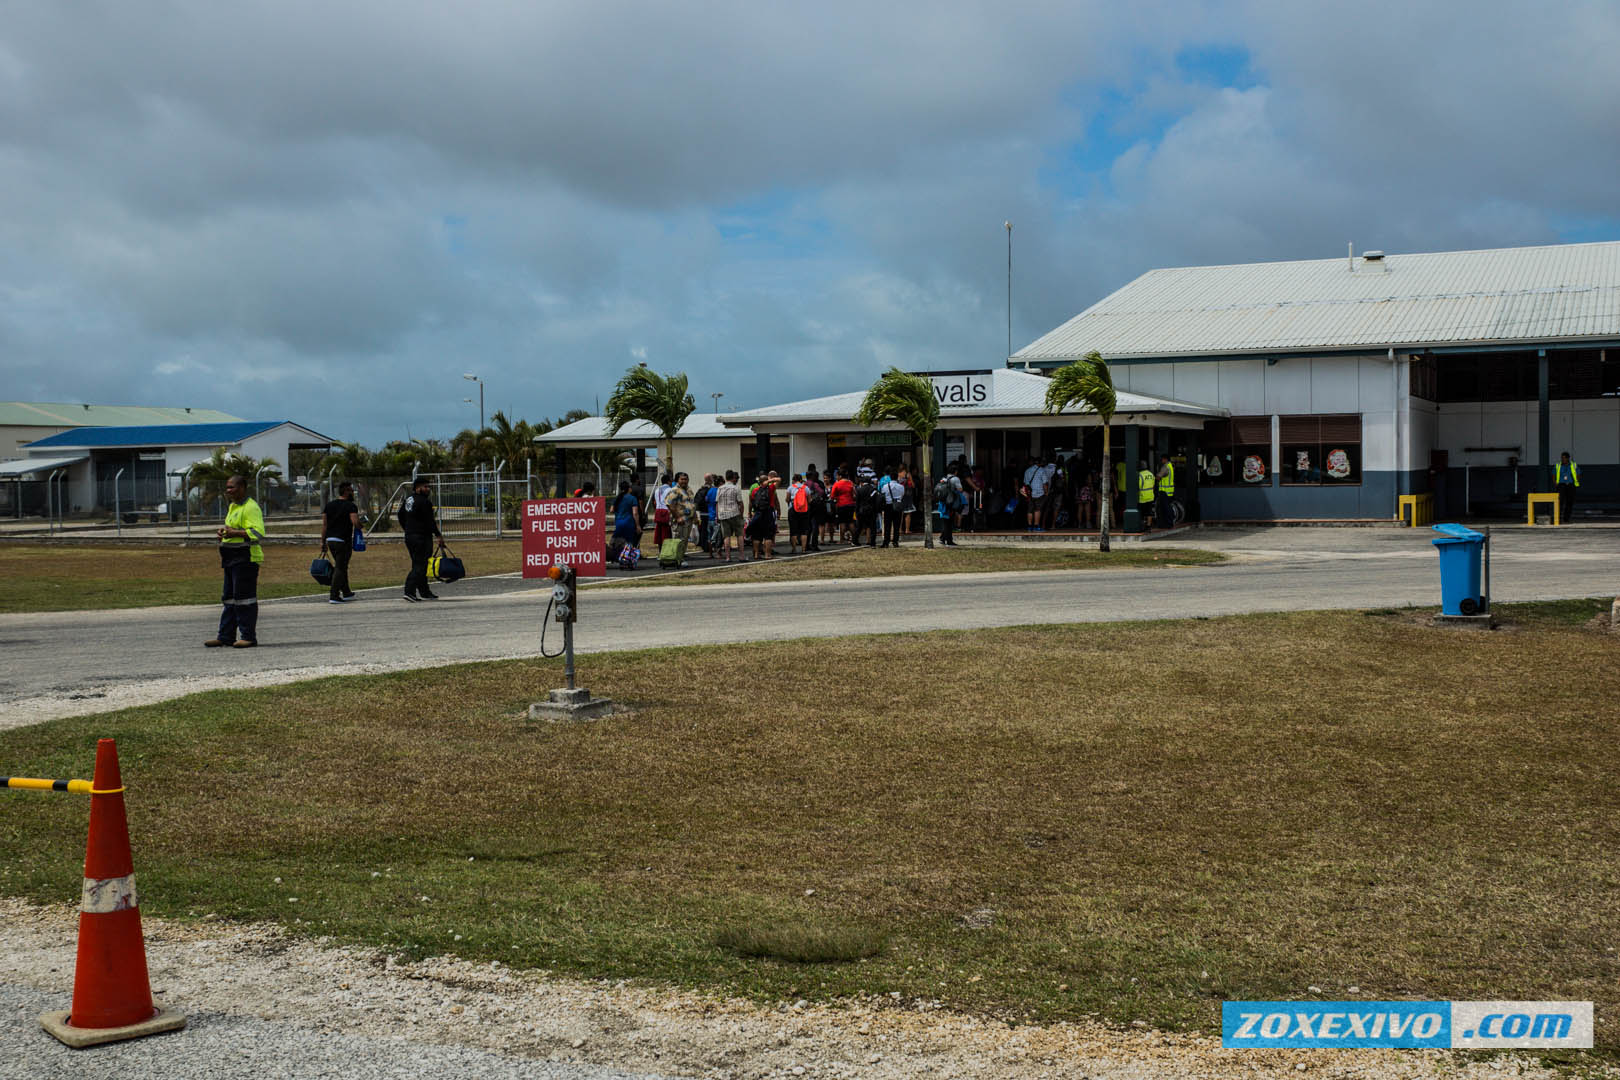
[398,477,445,601]
[321,481,360,603]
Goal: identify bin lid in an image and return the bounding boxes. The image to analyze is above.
[1431,522,1484,542]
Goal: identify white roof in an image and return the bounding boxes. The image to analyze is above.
[1014,240,1620,362]
[722,368,1224,425]
[537,412,753,445]
[0,453,88,476]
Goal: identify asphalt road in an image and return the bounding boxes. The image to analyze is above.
[1,526,1615,727]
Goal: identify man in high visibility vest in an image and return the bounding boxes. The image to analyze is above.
[206,474,266,648]
[1156,457,1176,530]
[1555,451,1580,524]
[1137,460,1157,530]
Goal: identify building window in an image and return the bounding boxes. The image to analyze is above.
[1200,416,1272,486]
[1280,414,1361,485]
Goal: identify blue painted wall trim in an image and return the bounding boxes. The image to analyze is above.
[1198,471,1413,520]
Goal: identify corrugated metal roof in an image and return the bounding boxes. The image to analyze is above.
[1013,240,1620,362]
[723,369,1224,423]
[0,402,242,427]
[23,421,332,450]
[537,413,753,444]
[0,453,88,476]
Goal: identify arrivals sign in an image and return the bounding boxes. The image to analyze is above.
[521,498,606,578]
[930,373,993,407]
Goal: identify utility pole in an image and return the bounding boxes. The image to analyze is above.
[1005,221,1013,360]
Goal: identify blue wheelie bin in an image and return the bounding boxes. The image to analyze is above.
[1431,523,1485,615]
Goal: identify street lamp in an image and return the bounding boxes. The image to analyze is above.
[463,373,484,431]
[711,392,724,414]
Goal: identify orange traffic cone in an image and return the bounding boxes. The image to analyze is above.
[39,738,185,1048]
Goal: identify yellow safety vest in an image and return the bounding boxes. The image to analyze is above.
[1556,460,1580,487]
[222,498,267,563]
[1138,469,1156,505]
[1157,460,1175,497]
[1115,461,1127,494]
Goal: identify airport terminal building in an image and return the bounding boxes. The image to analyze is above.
[543,241,1617,525]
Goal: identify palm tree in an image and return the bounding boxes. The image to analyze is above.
[189,447,283,514]
[853,366,941,549]
[1043,350,1117,552]
[603,366,696,480]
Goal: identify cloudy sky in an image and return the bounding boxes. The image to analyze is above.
[4,1,1618,446]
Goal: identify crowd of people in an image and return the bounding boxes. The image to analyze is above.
[592,451,1183,569]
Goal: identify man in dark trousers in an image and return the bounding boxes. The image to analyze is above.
[398,477,445,601]
[206,474,265,648]
[1555,451,1580,524]
[321,481,360,603]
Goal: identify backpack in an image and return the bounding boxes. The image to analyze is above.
[856,481,879,514]
[792,485,809,513]
[808,481,827,510]
[752,486,773,513]
[932,479,952,507]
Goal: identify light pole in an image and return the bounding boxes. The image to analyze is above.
[1005,221,1013,361]
[463,373,484,431]
[711,391,724,414]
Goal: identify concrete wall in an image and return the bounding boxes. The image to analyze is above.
[1430,397,1620,515]
[1118,354,1407,520]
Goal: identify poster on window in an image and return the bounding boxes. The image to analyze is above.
[1241,455,1267,483]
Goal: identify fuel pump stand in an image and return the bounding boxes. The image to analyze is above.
[522,496,617,721]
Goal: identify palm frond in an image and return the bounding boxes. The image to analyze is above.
[1042,350,1115,423]
[852,367,940,442]
[603,366,697,442]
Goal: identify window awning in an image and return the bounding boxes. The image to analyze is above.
[0,454,89,477]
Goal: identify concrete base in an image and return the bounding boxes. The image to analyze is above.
[528,687,615,722]
[1434,613,1497,630]
[40,1007,186,1048]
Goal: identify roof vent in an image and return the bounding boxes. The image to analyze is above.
[1358,249,1388,273]
[1362,250,1385,261]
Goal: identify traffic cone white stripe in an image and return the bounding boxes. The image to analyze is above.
[81,873,138,914]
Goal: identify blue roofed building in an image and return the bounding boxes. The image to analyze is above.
[3,418,334,517]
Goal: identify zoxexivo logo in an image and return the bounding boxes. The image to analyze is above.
[1222,1001,1593,1049]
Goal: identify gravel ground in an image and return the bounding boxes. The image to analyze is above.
[2,899,1599,1080]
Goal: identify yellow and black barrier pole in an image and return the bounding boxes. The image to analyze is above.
[4,776,98,794]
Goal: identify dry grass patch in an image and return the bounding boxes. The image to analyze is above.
[1,601,1616,1047]
[0,539,526,612]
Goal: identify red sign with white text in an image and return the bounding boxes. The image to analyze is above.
[521,498,606,577]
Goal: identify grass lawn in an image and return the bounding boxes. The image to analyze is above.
[597,543,1224,588]
[0,540,1223,611]
[0,540,527,613]
[2,601,1617,1053]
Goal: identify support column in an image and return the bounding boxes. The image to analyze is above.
[635,448,646,500]
[755,432,771,482]
[553,446,567,499]
[1184,430,1200,523]
[1123,424,1142,533]
[1538,348,1551,490]
[931,429,946,483]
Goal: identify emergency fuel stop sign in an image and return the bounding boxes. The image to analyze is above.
[521,498,606,578]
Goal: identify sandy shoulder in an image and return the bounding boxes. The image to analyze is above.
[0,899,1591,1080]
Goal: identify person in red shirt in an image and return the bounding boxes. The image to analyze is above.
[830,466,857,545]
